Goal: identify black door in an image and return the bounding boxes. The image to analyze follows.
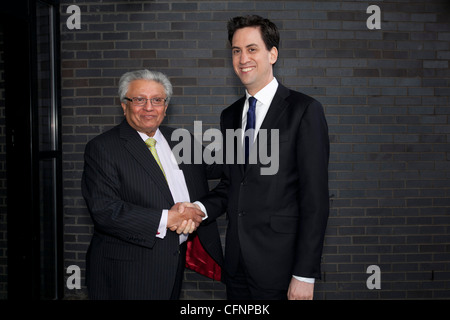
[0,0,62,300]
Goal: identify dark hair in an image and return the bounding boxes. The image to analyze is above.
[227,15,280,51]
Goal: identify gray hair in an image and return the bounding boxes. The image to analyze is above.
[118,69,173,104]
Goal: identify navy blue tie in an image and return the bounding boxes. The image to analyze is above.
[245,96,257,164]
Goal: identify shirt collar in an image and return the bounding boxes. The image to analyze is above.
[137,128,162,142]
[245,77,279,106]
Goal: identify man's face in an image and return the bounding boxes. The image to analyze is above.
[231,26,278,95]
[121,79,168,137]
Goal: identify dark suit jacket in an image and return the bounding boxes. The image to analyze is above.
[200,83,330,290]
[82,120,223,299]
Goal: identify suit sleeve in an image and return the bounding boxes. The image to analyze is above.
[204,160,223,180]
[198,133,223,180]
[81,138,162,248]
[293,99,330,279]
[198,112,229,222]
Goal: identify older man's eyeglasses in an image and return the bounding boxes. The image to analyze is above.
[124,97,167,106]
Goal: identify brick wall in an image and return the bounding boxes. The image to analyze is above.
[60,0,450,300]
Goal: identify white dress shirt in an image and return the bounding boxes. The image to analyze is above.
[198,77,315,284]
[241,77,278,143]
[138,129,189,244]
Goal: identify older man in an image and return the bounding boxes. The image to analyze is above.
[82,70,223,300]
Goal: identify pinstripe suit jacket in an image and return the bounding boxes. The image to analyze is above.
[82,119,223,299]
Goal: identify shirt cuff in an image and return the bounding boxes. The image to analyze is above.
[159,210,188,244]
[157,209,168,239]
[194,201,208,220]
[179,234,188,244]
[293,275,315,284]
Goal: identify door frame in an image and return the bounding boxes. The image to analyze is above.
[2,0,63,300]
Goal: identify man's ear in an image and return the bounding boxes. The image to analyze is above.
[269,46,278,65]
[121,102,127,115]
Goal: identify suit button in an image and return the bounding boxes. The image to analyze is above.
[238,211,246,217]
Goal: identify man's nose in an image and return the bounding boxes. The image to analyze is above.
[240,51,250,65]
[143,99,154,110]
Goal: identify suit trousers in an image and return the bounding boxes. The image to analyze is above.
[223,251,287,300]
[170,243,187,300]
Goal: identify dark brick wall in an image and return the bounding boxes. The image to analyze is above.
[60,0,450,300]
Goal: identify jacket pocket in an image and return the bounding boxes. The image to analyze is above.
[103,241,136,261]
[270,215,299,234]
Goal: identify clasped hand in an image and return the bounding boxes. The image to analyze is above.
[167,202,204,235]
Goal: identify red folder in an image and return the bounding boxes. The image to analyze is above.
[185,235,221,281]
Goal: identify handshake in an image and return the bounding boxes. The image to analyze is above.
[167,202,205,235]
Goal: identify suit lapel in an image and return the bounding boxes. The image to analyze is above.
[231,97,246,176]
[119,120,174,205]
[258,84,290,133]
[232,96,245,131]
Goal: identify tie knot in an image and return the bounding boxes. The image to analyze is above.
[248,96,257,109]
[145,137,156,148]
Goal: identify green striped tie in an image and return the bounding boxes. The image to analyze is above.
[145,137,166,180]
